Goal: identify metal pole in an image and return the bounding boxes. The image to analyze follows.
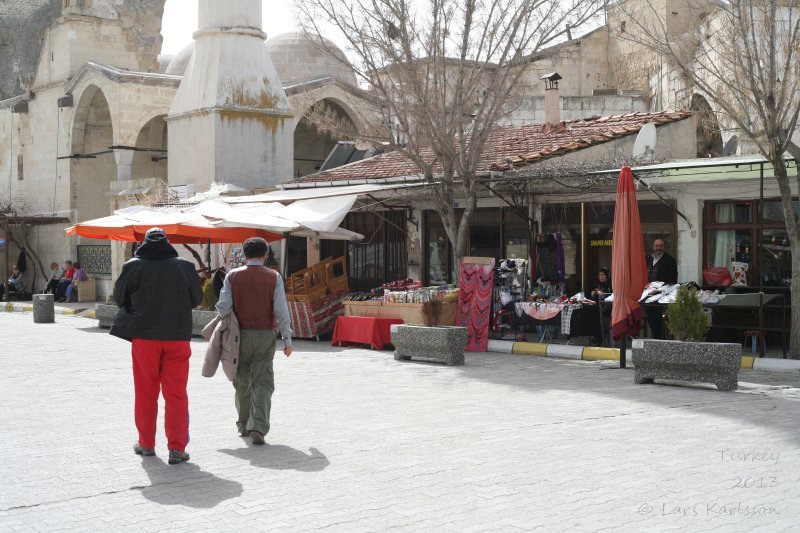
[620,334,627,368]
[581,202,586,294]
[2,221,8,303]
[759,163,765,358]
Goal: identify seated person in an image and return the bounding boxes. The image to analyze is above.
[63,262,89,302]
[1,265,25,300]
[55,260,75,302]
[44,262,64,294]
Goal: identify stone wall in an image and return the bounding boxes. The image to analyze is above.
[0,0,60,100]
[0,0,166,100]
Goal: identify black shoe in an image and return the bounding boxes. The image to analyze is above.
[168,450,190,464]
[250,431,265,445]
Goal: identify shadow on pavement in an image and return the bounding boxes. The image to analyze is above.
[456,352,800,444]
[219,444,329,472]
[136,456,243,507]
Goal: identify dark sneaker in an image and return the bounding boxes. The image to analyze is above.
[168,450,190,464]
[250,431,265,445]
[133,442,155,456]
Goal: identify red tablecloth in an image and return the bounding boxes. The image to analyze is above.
[331,316,404,350]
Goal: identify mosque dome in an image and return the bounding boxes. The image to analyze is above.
[164,32,357,88]
[265,32,357,87]
[165,43,194,76]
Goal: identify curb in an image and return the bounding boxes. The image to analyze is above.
[489,340,800,373]
[3,302,85,316]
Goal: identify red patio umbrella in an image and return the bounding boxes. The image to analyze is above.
[610,166,648,367]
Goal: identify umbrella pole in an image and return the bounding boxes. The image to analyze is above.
[620,334,627,368]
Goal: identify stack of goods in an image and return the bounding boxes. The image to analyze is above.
[383,286,459,304]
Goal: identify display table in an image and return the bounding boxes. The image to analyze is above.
[343,300,456,325]
[332,316,404,349]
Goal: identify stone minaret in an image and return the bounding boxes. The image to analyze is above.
[167,0,294,191]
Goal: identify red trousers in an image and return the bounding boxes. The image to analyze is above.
[131,339,191,451]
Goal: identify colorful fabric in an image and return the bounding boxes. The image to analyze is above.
[288,289,347,339]
[457,259,495,352]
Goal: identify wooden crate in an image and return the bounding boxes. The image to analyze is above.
[325,256,348,295]
[342,300,456,326]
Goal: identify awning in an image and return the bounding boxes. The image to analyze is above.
[224,181,430,203]
[65,196,364,243]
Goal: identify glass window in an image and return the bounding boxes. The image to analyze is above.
[705,202,752,224]
[469,208,501,258]
[425,211,451,285]
[504,208,531,261]
[762,201,800,224]
[761,230,792,285]
[705,229,753,269]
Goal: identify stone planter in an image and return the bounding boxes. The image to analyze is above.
[631,339,741,391]
[96,304,117,329]
[97,304,217,338]
[391,324,468,366]
[192,310,217,337]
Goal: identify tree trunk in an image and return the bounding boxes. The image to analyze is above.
[770,151,800,358]
[10,225,47,291]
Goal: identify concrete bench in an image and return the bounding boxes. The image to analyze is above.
[391,324,468,366]
[631,339,741,391]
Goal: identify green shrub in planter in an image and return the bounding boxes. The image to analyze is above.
[666,286,710,341]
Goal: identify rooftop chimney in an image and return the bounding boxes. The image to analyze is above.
[541,72,562,126]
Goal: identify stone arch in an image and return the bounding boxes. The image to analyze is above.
[292,97,360,178]
[70,84,116,222]
[690,93,723,157]
[131,114,168,180]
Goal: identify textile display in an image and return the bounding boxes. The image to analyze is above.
[288,288,347,339]
[332,316,404,350]
[457,258,495,352]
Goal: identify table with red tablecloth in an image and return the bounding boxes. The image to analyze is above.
[331,316,404,349]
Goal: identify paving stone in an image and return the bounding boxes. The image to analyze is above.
[0,312,799,531]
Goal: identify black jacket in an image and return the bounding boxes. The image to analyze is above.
[647,252,678,284]
[110,239,202,341]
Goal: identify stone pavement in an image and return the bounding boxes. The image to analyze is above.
[1,312,799,532]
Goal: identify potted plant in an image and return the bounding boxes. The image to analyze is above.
[392,298,468,365]
[632,286,741,391]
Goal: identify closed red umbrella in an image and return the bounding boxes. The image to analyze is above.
[610,166,648,367]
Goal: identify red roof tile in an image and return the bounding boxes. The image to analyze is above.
[288,110,693,183]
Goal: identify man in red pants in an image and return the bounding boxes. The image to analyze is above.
[111,228,202,464]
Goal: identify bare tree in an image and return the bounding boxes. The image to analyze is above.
[297,0,603,278]
[614,0,800,357]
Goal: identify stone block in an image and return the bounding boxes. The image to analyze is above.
[96,303,116,328]
[632,339,741,391]
[392,325,468,366]
[192,310,217,337]
[32,293,54,323]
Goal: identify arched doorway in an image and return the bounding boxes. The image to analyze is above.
[293,99,359,179]
[691,94,723,158]
[132,115,168,180]
[70,85,115,222]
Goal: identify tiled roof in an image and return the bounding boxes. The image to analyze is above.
[289,111,693,183]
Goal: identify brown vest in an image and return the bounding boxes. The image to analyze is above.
[228,265,277,329]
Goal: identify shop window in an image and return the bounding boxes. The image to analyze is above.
[702,199,796,287]
[425,211,452,285]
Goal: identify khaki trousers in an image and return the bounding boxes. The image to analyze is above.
[234,329,276,436]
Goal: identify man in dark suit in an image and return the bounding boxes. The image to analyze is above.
[646,238,678,339]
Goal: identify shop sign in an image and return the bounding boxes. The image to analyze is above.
[590,239,613,247]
